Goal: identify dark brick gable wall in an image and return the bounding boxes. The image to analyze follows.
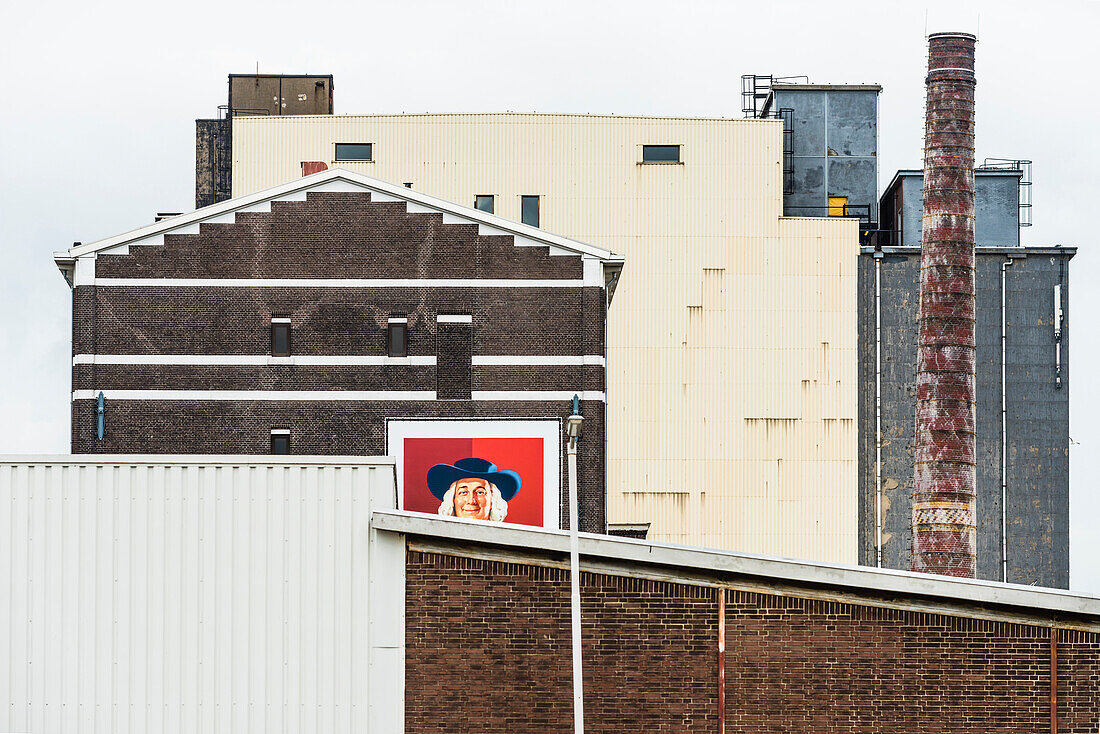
[71,191,610,531]
[405,548,1100,733]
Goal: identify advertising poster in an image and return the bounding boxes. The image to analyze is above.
[387,419,561,529]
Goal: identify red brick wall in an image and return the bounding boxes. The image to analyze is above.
[405,549,1100,733]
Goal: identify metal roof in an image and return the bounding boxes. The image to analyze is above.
[372,509,1100,622]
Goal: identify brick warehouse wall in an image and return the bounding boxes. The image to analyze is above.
[405,547,1100,733]
[70,190,611,531]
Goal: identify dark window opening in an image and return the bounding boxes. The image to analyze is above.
[270,431,290,455]
[474,195,494,213]
[388,319,408,357]
[335,143,373,161]
[521,195,540,227]
[642,145,680,163]
[271,318,291,356]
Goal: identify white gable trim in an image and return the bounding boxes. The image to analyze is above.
[64,168,623,264]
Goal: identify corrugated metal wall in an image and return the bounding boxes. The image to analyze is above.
[1,456,402,734]
[232,114,859,562]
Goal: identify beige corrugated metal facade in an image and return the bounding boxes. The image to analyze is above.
[231,113,858,562]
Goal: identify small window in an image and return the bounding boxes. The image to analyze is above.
[521,195,540,227]
[642,145,681,163]
[335,143,373,161]
[270,429,290,455]
[388,316,408,358]
[271,316,291,357]
[474,195,495,213]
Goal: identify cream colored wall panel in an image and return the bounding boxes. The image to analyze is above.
[233,113,858,565]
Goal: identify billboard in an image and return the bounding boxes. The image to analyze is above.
[387,419,561,529]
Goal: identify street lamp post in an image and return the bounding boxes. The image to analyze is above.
[564,394,584,734]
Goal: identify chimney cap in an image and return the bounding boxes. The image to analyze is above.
[927,31,978,41]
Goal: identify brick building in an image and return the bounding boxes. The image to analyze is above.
[5,456,1097,733]
[53,169,623,531]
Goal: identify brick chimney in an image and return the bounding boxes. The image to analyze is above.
[912,32,978,578]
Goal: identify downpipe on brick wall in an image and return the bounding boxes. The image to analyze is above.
[874,251,884,567]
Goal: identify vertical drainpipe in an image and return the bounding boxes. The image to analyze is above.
[912,32,978,578]
[1000,256,1015,582]
[717,589,725,734]
[874,250,884,567]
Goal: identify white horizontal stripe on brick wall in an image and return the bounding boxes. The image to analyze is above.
[71,389,606,402]
[73,354,438,366]
[436,314,472,323]
[73,389,437,401]
[471,390,606,402]
[90,277,588,288]
[472,355,606,366]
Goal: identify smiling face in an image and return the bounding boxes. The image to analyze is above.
[452,478,492,520]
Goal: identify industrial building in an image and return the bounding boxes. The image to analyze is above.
[2,456,1098,733]
[193,64,1074,587]
[207,100,861,564]
[55,169,622,530]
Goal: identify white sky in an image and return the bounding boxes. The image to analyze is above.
[2,0,1097,591]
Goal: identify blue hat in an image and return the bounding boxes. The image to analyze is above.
[426,457,522,502]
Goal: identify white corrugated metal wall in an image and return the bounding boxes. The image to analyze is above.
[0,456,403,734]
[230,114,858,562]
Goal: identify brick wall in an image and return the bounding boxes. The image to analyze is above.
[71,190,610,530]
[405,548,1100,732]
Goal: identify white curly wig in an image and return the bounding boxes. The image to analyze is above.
[437,480,508,521]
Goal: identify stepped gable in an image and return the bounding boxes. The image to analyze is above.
[59,168,619,285]
[94,191,582,280]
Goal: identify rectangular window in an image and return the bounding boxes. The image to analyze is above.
[521,195,540,227]
[474,195,495,214]
[388,316,408,358]
[335,143,373,161]
[271,316,291,357]
[270,429,290,455]
[642,145,681,163]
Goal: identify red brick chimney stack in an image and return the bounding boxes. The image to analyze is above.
[912,32,978,578]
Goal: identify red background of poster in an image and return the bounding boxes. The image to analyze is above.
[402,437,546,526]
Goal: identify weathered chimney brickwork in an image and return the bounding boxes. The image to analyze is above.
[913,33,979,578]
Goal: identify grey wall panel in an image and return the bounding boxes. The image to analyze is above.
[825,91,878,157]
[856,250,1072,588]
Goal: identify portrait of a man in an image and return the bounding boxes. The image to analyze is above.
[427,457,521,522]
[388,420,558,528]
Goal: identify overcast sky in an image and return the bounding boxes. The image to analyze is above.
[2,0,1097,591]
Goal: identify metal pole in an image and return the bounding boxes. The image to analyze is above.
[567,437,584,734]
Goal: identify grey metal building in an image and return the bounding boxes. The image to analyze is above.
[753,77,1074,587]
[752,80,881,222]
[858,183,1073,587]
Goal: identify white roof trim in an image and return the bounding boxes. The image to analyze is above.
[371,510,1100,619]
[65,168,623,263]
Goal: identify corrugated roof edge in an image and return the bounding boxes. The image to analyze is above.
[232,111,775,123]
[0,454,396,466]
[372,509,1100,622]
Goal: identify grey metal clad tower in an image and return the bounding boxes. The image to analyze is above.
[861,162,1073,586]
[766,83,882,225]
